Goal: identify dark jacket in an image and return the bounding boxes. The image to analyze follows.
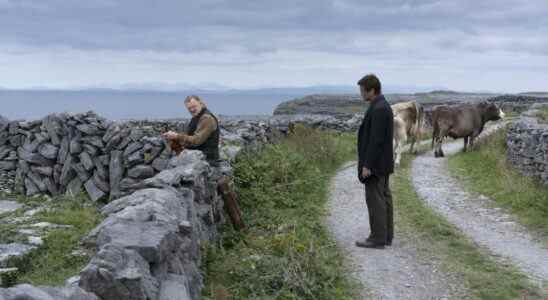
[186,108,220,162]
[357,94,394,183]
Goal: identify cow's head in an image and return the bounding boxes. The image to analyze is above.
[478,101,505,121]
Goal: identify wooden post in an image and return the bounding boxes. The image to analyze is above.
[217,176,246,230]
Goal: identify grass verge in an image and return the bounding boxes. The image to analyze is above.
[536,107,548,123]
[393,152,546,299]
[448,129,548,238]
[0,192,102,286]
[394,152,546,299]
[202,125,359,300]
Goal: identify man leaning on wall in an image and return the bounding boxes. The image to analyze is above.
[162,95,245,230]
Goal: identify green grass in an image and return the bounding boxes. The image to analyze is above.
[536,107,548,123]
[448,129,548,238]
[0,192,102,286]
[202,125,359,300]
[393,153,546,299]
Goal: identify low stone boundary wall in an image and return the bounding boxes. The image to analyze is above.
[0,112,360,200]
[506,103,548,185]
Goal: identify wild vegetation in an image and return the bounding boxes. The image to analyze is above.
[202,125,359,300]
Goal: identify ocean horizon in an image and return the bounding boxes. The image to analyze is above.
[0,89,309,121]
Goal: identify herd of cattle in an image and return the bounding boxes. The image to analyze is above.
[391,100,505,165]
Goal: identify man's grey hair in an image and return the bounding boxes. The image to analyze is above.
[184,95,207,107]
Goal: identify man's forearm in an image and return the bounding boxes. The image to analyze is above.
[176,116,217,146]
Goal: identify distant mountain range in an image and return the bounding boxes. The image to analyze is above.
[1,82,547,95]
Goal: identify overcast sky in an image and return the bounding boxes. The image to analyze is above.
[1,0,547,92]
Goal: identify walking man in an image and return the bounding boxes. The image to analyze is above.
[356,74,394,249]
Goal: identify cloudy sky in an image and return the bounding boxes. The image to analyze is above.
[1,0,547,92]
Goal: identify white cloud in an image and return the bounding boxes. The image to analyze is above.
[0,0,547,92]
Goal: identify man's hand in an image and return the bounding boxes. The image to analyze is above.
[361,167,371,179]
[162,131,178,140]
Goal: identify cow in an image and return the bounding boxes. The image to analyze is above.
[391,101,424,165]
[431,101,505,157]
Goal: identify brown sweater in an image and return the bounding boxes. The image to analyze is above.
[175,114,218,147]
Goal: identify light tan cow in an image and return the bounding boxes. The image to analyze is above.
[391,101,424,165]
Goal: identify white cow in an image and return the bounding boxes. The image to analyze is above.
[391,101,424,166]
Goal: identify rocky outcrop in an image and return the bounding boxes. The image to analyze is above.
[274,94,364,116]
[273,91,502,116]
[507,103,548,185]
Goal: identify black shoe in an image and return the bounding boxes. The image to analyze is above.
[355,240,385,249]
[367,237,392,246]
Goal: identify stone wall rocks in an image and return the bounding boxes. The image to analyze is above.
[0,112,364,199]
[507,103,548,185]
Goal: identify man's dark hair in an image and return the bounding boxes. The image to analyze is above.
[357,74,382,95]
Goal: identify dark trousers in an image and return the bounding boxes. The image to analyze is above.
[364,174,393,244]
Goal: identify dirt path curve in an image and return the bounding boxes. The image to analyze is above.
[326,161,467,300]
[411,124,548,285]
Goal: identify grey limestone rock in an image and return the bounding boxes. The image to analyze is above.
[0,284,99,300]
[109,151,124,199]
[0,201,23,215]
[84,179,106,202]
[79,244,159,300]
[79,152,95,171]
[37,143,58,160]
[128,165,155,179]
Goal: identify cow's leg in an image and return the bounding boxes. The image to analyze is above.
[393,138,400,166]
[438,139,445,157]
[409,136,416,154]
[469,136,475,149]
[393,136,403,166]
[434,136,443,157]
[463,136,469,152]
[397,138,405,165]
[436,132,446,158]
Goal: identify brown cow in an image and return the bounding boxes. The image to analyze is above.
[431,101,505,157]
[392,101,424,165]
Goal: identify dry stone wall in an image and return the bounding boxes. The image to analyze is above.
[0,112,361,200]
[507,103,548,185]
